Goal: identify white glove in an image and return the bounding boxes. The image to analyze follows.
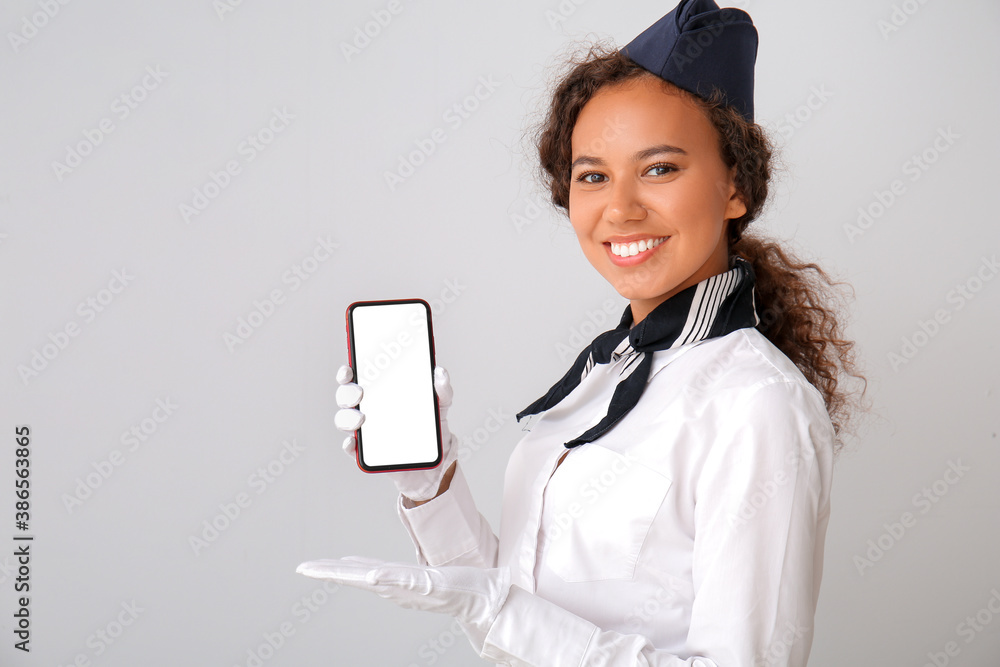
[335,364,458,502]
[296,556,511,654]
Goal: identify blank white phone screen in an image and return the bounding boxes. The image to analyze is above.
[351,302,439,469]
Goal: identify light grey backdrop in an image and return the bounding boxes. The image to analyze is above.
[2,0,998,665]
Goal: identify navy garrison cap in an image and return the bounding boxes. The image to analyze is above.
[621,0,758,121]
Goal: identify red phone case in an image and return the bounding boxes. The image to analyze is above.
[345,298,443,473]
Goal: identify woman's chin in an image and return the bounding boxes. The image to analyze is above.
[607,280,668,302]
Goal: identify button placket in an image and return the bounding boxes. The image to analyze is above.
[516,444,570,593]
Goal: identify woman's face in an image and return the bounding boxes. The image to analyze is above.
[568,75,746,325]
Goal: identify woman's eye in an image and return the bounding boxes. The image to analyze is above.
[575,171,606,184]
[646,163,676,176]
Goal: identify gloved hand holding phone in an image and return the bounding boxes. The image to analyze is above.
[335,363,459,504]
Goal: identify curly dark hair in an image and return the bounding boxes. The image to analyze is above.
[534,42,867,447]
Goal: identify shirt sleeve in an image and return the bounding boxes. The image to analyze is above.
[396,462,500,569]
[479,378,834,667]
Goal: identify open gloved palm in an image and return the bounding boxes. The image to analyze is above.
[296,557,511,652]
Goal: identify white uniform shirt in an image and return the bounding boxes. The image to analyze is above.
[397,327,834,666]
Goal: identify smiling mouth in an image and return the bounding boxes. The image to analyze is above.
[608,236,668,257]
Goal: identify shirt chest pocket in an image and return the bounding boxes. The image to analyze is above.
[540,444,672,583]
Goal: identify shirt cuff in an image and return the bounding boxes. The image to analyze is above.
[396,463,485,566]
[480,585,597,667]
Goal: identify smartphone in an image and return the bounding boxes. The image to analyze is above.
[345,299,443,472]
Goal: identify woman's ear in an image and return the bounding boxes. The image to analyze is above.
[724,169,747,221]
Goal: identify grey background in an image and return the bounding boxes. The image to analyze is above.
[1,0,998,665]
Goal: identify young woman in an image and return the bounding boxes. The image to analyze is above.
[301,1,864,664]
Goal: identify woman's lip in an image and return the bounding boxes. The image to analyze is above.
[605,238,668,266]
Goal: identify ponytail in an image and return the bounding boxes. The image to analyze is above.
[733,234,866,444]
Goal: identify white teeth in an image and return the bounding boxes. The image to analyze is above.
[610,237,666,257]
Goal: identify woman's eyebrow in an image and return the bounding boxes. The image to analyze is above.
[570,144,688,170]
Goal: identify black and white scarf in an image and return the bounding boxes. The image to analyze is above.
[516,256,760,448]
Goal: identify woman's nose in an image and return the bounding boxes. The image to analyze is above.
[604,179,646,225]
